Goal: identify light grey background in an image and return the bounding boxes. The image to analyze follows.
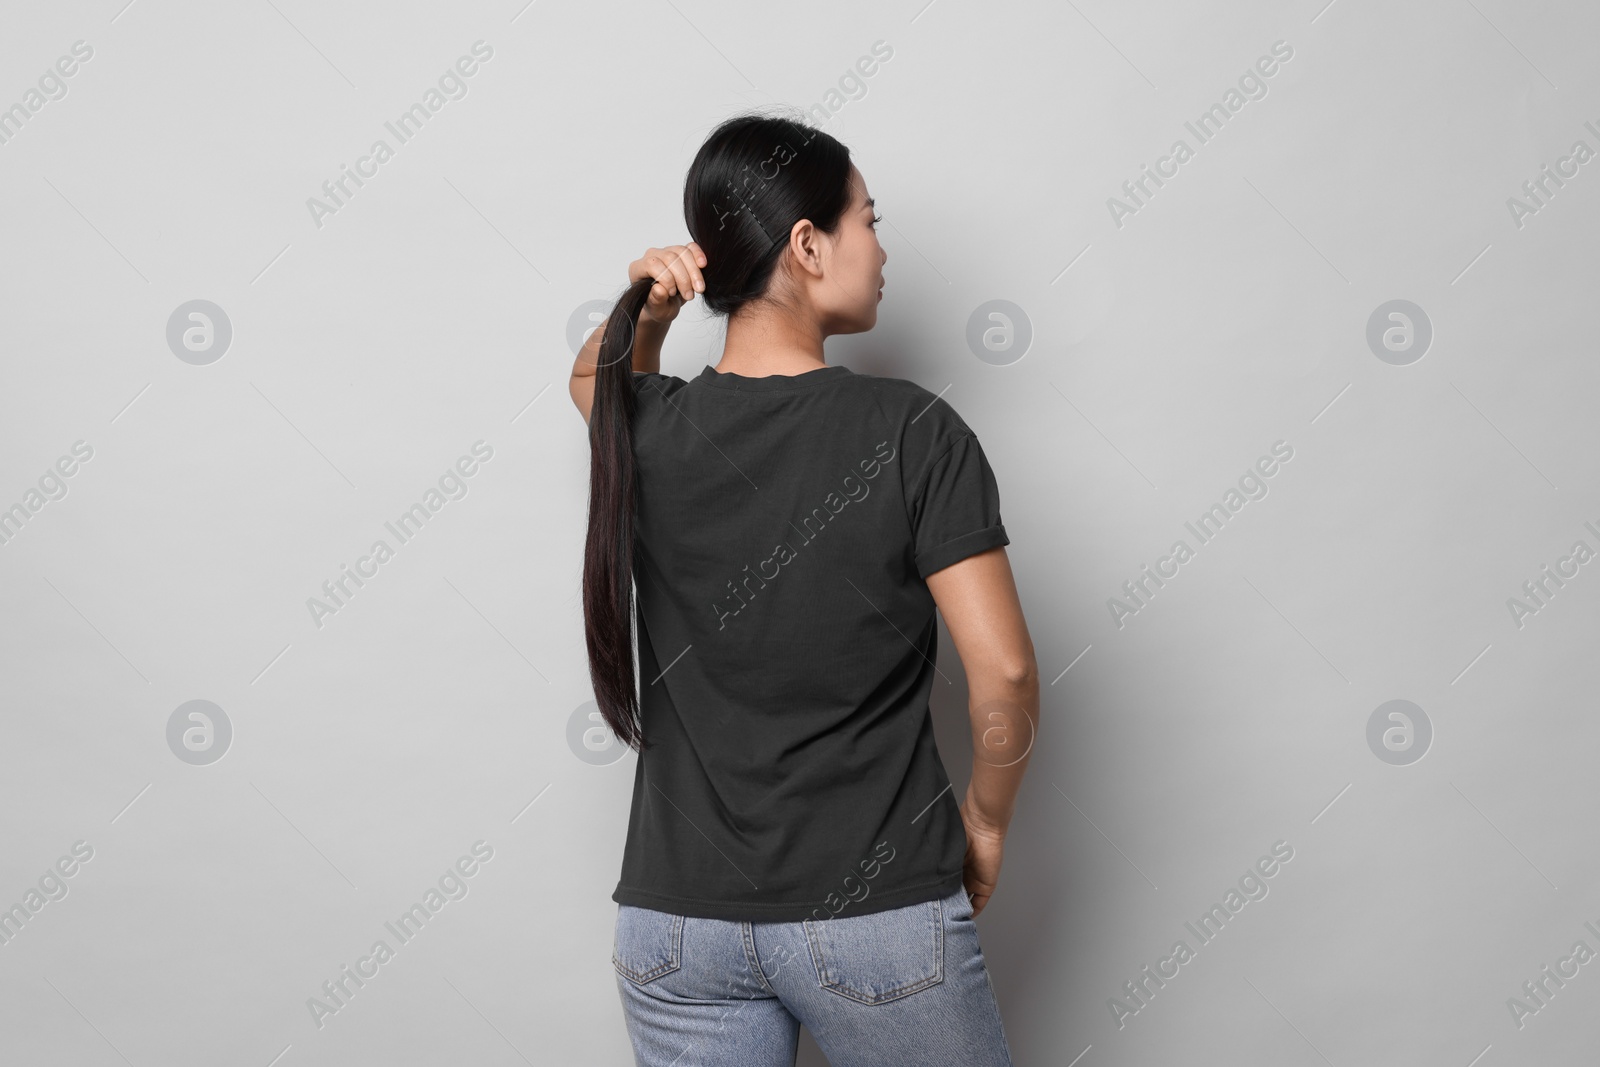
[3,0,1598,1064]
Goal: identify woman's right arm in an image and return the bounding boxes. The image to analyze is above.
[925,545,1039,915]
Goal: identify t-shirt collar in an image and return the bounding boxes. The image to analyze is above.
[696,363,853,392]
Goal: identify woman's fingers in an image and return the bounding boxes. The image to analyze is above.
[661,247,695,303]
[684,242,706,292]
[632,243,707,308]
[642,254,679,301]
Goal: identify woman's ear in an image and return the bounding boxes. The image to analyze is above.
[787,219,826,279]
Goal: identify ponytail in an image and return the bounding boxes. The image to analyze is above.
[582,276,654,752]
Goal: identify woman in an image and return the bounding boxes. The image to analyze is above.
[569,113,1039,1067]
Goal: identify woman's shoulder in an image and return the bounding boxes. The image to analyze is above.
[631,370,691,400]
[850,370,977,441]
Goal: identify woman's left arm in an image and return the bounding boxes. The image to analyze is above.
[569,243,705,424]
[570,306,668,380]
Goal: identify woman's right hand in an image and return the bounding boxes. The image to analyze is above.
[628,244,706,325]
[958,801,1006,918]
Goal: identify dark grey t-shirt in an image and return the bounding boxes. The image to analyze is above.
[612,361,1009,922]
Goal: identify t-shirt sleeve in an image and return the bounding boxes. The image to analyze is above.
[908,431,1009,579]
[630,371,688,419]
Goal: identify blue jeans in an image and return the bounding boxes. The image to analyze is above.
[612,884,1013,1066]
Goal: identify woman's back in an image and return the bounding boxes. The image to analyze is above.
[615,362,1009,921]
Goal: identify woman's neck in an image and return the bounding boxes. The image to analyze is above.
[716,304,827,376]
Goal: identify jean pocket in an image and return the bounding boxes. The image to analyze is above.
[612,905,685,987]
[803,897,944,1005]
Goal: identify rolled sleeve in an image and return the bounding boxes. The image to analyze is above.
[909,433,1009,579]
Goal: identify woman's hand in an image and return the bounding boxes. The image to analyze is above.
[628,243,706,326]
[958,799,1006,918]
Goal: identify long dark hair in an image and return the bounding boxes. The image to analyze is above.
[582,111,855,751]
